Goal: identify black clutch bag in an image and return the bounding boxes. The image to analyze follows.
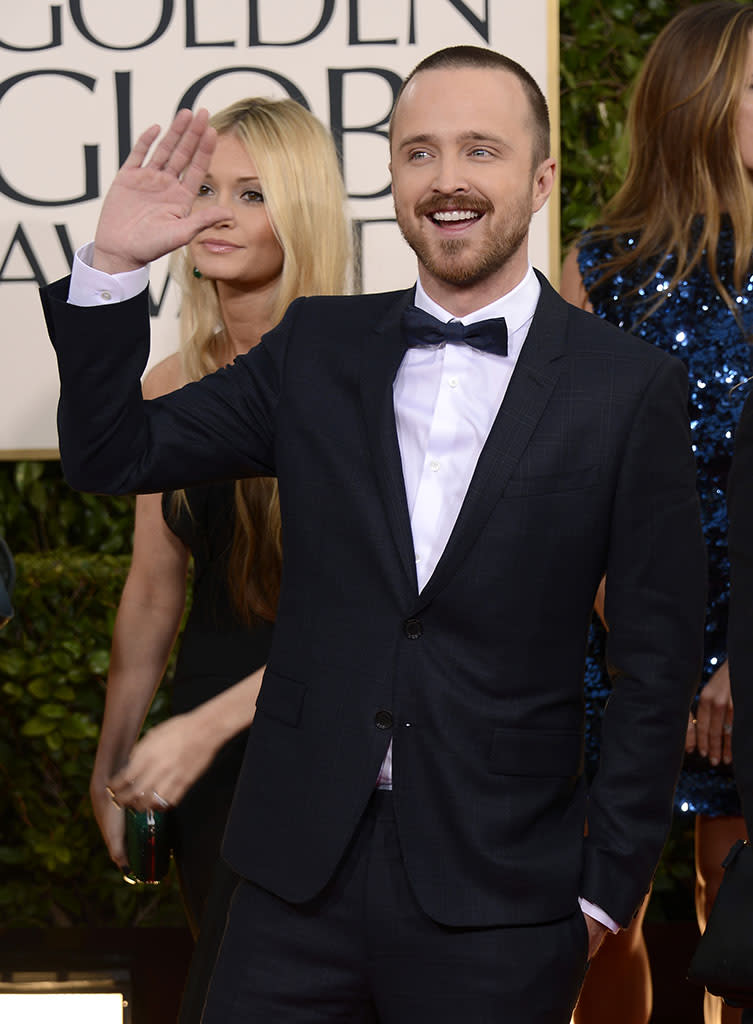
[687,839,753,1007]
[124,807,172,885]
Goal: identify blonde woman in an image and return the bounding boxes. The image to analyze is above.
[561,5,753,1023]
[88,97,350,1020]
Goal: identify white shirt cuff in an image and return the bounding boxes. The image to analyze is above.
[68,242,150,307]
[578,897,620,934]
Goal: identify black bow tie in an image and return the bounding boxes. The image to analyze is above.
[401,304,508,357]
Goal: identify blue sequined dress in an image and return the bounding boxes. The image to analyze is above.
[577,221,753,817]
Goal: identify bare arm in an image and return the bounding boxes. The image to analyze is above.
[89,354,269,869]
[90,357,190,869]
[560,247,594,312]
[107,666,264,813]
[89,488,189,870]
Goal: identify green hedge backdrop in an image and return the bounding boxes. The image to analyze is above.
[0,0,723,927]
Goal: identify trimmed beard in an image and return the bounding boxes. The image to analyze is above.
[396,193,533,288]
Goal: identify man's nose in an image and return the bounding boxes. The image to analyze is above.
[432,155,470,194]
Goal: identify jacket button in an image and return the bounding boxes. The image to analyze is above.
[404,617,423,639]
[374,710,393,730]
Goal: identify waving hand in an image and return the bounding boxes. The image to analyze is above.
[93,108,230,274]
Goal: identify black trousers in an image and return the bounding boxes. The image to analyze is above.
[202,792,589,1023]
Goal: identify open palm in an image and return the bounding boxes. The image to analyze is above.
[93,108,230,274]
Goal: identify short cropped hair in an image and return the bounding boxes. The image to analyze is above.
[390,45,550,167]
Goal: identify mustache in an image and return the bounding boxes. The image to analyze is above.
[415,196,492,217]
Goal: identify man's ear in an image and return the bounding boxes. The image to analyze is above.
[531,158,556,213]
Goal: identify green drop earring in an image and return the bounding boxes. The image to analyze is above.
[193,267,203,279]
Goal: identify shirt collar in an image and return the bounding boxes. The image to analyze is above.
[413,266,540,337]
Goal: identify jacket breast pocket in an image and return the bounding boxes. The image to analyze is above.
[489,727,584,778]
[503,465,600,498]
[255,670,307,728]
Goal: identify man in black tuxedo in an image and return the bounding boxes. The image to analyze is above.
[42,46,706,1024]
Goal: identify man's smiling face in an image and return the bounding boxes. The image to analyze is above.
[390,65,553,310]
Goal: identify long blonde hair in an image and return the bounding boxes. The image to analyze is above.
[580,1,753,318]
[171,97,351,622]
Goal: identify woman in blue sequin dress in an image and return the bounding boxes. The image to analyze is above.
[561,5,753,1024]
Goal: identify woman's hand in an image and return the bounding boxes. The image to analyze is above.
[92,108,230,274]
[90,775,128,871]
[108,710,219,813]
[686,660,734,766]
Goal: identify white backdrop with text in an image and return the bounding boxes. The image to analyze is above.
[0,0,558,455]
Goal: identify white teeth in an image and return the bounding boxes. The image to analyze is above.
[432,210,480,222]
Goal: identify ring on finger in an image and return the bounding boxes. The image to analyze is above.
[152,790,171,810]
[723,722,733,735]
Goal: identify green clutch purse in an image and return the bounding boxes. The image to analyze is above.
[124,807,172,885]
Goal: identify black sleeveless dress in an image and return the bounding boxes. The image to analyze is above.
[163,482,274,1020]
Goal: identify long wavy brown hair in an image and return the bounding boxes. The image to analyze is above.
[171,97,351,622]
[579,1,753,320]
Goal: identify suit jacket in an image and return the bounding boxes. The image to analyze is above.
[727,388,753,839]
[41,271,706,929]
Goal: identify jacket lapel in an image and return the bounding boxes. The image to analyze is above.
[359,288,419,593]
[415,273,570,608]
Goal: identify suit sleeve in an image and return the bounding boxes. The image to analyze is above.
[581,354,707,926]
[40,276,299,495]
[728,388,753,839]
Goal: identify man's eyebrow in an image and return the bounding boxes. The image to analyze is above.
[397,133,439,150]
[397,131,510,150]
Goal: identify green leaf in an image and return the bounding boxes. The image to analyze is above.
[28,678,52,699]
[0,649,27,677]
[39,703,66,720]
[45,731,63,752]
[21,717,56,737]
[87,650,110,675]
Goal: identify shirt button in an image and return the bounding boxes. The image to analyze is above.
[100,291,112,301]
[448,377,458,388]
[404,618,423,639]
[430,460,440,472]
[374,709,393,730]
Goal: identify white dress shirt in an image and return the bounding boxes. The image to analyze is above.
[67,248,618,933]
[375,270,538,788]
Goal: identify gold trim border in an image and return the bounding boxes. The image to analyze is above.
[548,0,561,288]
[1,449,60,461]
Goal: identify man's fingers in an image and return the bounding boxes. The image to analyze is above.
[163,108,212,176]
[180,123,219,197]
[122,124,162,170]
[145,108,199,173]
